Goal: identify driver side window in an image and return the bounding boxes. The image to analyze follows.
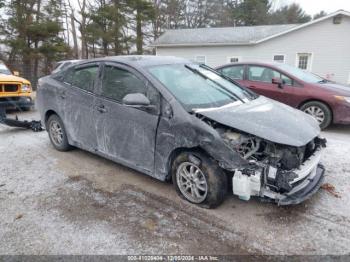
[101,65,159,106]
[102,65,147,102]
[248,66,293,86]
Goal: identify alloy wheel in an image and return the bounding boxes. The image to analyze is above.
[176,162,208,203]
[304,106,325,124]
[49,120,64,146]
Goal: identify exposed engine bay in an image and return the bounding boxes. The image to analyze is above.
[200,115,327,204]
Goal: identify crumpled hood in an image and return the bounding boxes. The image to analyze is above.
[195,96,320,147]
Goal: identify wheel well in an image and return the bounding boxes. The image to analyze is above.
[44,110,58,127]
[165,146,212,182]
[298,99,333,119]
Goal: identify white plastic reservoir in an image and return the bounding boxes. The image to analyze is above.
[232,171,261,201]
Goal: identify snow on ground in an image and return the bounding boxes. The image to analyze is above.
[0,110,349,255]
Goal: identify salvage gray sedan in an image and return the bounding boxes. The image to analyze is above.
[37,56,326,208]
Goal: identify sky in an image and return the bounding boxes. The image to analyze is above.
[274,0,350,15]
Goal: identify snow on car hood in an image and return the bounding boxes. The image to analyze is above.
[195,96,320,147]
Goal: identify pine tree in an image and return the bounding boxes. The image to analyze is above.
[1,0,69,86]
[269,3,311,24]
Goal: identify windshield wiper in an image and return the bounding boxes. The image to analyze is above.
[318,79,329,84]
[184,64,245,103]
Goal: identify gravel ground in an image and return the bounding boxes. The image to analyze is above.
[0,110,350,255]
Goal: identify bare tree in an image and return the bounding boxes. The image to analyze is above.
[68,0,91,58]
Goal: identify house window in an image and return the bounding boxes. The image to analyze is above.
[273,55,285,63]
[227,57,240,63]
[297,53,312,70]
[195,55,206,64]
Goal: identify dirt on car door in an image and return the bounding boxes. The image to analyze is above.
[94,63,160,174]
[62,63,100,151]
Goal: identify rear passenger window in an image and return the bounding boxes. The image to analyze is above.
[102,66,147,102]
[220,66,244,80]
[66,66,99,92]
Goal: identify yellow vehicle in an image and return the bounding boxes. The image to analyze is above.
[0,62,33,110]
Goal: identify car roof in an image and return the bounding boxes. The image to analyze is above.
[58,59,82,64]
[216,61,284,69]
[75,55,190,68]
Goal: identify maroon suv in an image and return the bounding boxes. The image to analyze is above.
[216,62,350,129]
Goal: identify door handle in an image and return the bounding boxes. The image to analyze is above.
[96,104,107,113]
[249,85,256,88]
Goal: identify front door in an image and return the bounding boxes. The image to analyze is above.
[244,65,294,106]
[94,63,160,174]
[62,63,100,151]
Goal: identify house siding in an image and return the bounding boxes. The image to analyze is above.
[156,16,350,84]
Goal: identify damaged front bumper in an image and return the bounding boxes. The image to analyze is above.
[277,164,325,205]
[232,145,326,205]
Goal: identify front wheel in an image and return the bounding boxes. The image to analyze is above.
[300,101,332,129]
[172,152,227,209]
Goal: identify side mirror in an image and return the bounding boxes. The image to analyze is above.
[122,93,151,108]
[272,77,283,88]
[13,71,19,76]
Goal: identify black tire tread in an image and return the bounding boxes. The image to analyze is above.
[171,151,227,209]
[300,101,332,129]
[47,114,72,152]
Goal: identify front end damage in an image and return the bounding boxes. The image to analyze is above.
[200,116,326,205]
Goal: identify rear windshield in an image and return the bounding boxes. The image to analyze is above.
[275,63,324,83]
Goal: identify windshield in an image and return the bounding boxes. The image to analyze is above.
[148,64,256,111]
[0,63,12,75]
[274,63,324,83]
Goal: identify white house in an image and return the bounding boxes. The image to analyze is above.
[152,10,350,84]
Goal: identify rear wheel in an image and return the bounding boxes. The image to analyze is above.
[47,114,72,151]
[300,101,332,129]
[172,152,227,209]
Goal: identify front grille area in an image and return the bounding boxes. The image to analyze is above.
[2,84,19,92]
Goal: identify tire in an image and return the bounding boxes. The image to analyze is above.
[47,114,72,151]
[171,151,227,209]
[300,101,332,129]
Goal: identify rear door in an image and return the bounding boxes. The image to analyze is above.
[94,63,161,174]
[62,63,100,151]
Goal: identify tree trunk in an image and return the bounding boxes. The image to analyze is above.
[103,41,108,56]
[136,8,143,55]
[33,0,41,90]
[71,12,79,59]
[64,3,70,46]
